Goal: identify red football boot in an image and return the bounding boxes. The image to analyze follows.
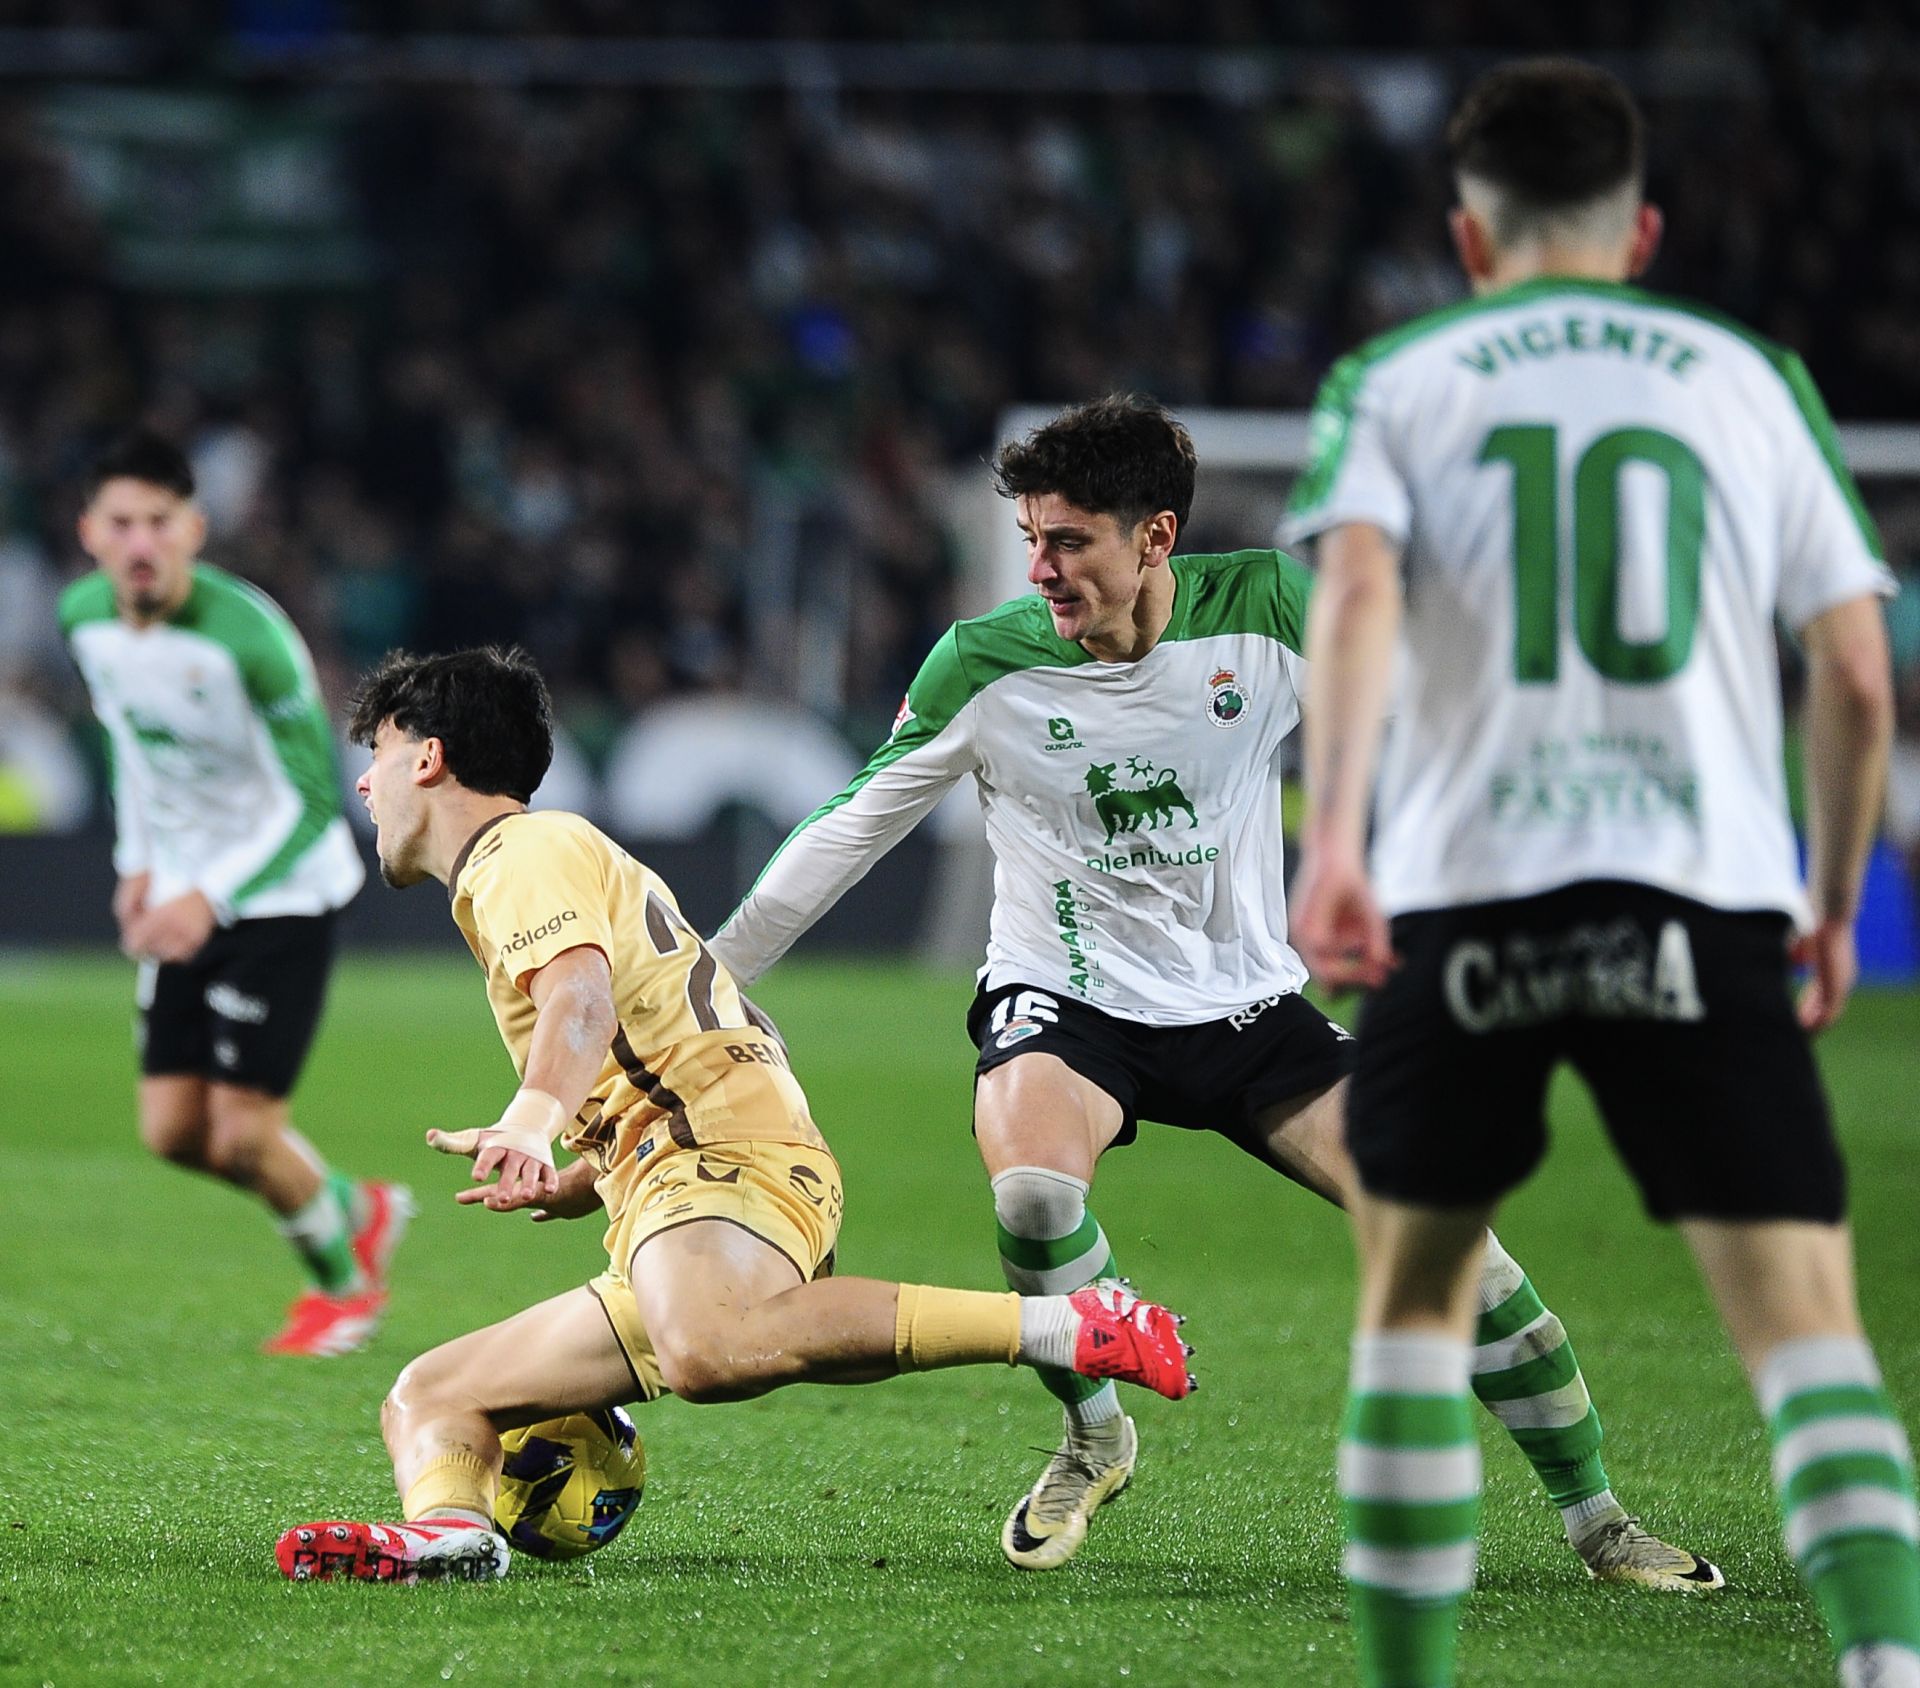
[350,1180,415,1288]
[262,1287,386,1357]
[276,1519,509,1583]
[1068,1279,1196,1400]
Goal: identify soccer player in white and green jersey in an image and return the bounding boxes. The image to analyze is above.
[1289,60,1918,1688]
[60,432,410,1358]
[713,394,1715,1590]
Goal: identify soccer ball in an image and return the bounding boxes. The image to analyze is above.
[493,1407,646,1560]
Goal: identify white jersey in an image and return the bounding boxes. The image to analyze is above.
[1281,276,1894,922]
[712,551,1314,1025]
[61,563,364,923]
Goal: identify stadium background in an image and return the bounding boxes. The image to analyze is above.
[3,13,1920,1686]
[0,3,1916,968]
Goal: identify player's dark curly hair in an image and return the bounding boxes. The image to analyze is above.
[349,645,554,804]
[84,430,195,503]
[992,394,1196,534]
[1448,58,1644,217]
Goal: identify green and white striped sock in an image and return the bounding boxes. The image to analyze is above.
[1471,1232,1610,1521]
[1342,1332,1479,1688]
[993,1166,1121,1430]
[277,1169,365,1295]
[1759,1336,1920,1686]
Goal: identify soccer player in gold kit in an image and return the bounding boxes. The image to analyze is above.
[276,646,1193,1583]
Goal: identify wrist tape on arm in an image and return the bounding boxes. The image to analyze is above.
[489,1089,567,1164]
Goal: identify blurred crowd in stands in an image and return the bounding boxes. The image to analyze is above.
[2,7,1918,863]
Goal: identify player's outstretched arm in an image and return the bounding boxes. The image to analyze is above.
[427,944,618,1208]
[1294,521,1403,990]
[1795,592,1894,1031]
[709,629,977,986]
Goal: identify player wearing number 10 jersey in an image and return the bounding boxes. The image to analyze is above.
[1287,59,1917,1688]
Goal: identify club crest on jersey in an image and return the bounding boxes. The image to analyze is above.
[1206,669,1249,729]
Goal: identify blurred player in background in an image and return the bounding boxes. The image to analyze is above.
[275,646,1192,1584]
[711,395,1715,1591]
[1289,59,1918,1688]
[59,431,408,1358]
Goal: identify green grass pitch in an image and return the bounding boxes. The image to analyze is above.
[2,954,1915,1686]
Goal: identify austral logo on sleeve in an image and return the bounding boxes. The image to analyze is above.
[500,909,580,955]
[1043,716,1085,752]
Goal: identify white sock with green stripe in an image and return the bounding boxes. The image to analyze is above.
[277,1170,366,1294]
[993,1166,1122,1433]
[1757,1336,1920,1685]
[1471,1233,1612,1532]
[1342,1332,1479,1688]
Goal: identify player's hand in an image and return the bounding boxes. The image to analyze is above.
[123,889,217,964]
[1792,918,1857,1033]
[427,1123,561,1207]
[447,1151,601,1219]
[112,872,152,941]
[530,1158,605,1222]
[1292,846,1397,991]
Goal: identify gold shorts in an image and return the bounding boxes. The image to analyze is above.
[588,1139,845,1401]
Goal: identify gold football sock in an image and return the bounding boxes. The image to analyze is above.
[893,1284,1023,1372]
[402,1451,496,1525]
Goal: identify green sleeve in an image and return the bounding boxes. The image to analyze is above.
[190,572,346,908]
[1775,349,1884,560]
[744,625,977,895]
[1274,552,1314,655]
[1285,352,1370,521]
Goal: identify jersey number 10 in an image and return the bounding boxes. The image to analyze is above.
[1479,423,1705,685]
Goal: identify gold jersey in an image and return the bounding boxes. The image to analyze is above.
[448,810,827,1185]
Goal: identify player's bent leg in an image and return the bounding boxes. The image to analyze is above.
[629,1217,1192,1405]
[635,1218,893,1399]
[1253,1080,1717,1591]
[976,1055,1140,1569]
[278,1287,637,1584]
[1242,1078,1355,1207]
[205,1083,321,1212]
[205,1083,404,1354]
[1687,1219,1920,1683]
[1343,1192,1489,1688]
[384,1287,641,1500]
[1472,1231,1720,1593]
[136,1075,211,1171]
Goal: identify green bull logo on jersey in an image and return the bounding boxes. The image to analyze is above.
[1084,760,1197,844]
[1080,759,1221,874]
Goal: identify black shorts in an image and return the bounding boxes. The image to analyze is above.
[968,981,1358,1148]
[1344,881,1844,1224]
[138,913,338,1098]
